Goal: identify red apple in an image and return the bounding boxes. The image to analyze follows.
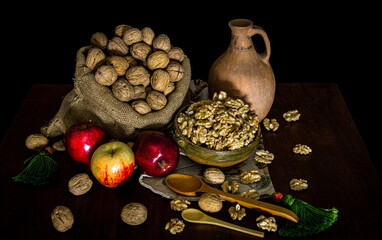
[133,131,179,177]
[90,141,135,187]
[64,122,108,168]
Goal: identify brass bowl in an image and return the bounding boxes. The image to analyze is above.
[173,104,261,168]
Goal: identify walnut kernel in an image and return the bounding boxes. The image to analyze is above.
[121,202,147,225]
[228,204,246,220]
[95,65,118,86]
[240,189,260,200]
[165,218,185,235]
[198,192,223,213]
[170,199,191,211]
[51,206,74,232]
[240,170,261,184]
[263,118,279,131]
[221,180,239,194]
[289,179,308,191]
[25,133,48,150]
[293,144,312,155]
[256,215,277,232]
[254,149,274,164]
[283,109,301,122]
[68,173,93,196]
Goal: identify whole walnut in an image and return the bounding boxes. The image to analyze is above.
[115,24,133,37]
[90,32,108,50]
[168,47,185,62]
[112,78,135,102]
[130,42,152,61]
[167,61,184,82]
[125,56,138,67]
[133,85,146,99]
[151,69,170,92]
[106,56,129,76]
[125,66,150,87]
[141,27,155,45]
[107,36,129,56]
[163,82,175,96]
[95,65,118,86]
[86,47,106,70]
[147,51,170,70]
[122,28,142,45]
[131,100,152,114]
[25,133,49,150]
[146,90,167,110]
[153,34,171,52]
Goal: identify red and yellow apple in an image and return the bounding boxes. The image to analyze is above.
[64,122,108,168]
[90,141,135,188]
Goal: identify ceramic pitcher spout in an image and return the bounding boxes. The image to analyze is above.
[208,19,275,121]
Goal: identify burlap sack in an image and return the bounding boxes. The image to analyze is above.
[41,46,191,140]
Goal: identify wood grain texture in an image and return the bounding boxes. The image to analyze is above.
[0,83,381,239]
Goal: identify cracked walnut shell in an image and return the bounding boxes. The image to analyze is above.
[121,203,147,225]
[51,206,74,232]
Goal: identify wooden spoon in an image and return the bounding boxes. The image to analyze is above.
[165,173,298,223]
[182,208,264,238]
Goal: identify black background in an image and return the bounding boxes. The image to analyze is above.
[2,3,380,178]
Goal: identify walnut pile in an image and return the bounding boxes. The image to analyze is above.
[177,91,259,151]
[85,24,185,114]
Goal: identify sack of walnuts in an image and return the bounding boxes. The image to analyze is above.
[41,25,191,140]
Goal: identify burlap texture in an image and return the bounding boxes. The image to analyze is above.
[41,46,191,140]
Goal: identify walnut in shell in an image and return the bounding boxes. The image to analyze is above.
[168,47,185,62]
[90,32,108,50]
[95,65,118,86]
[130,42,152,61]
[153,34,171,52]
[86,47,106,70]
[122,28,142,45]
[203,167,225,185]
[25,133,49,150]
[115,24,133,37]
[121,202,147,226]
[141,27,155,45]
[146,90,167,110]
[125,56,138,67]
[51,206,74,232]
[198,192,223,213]
[112,78,134,102]
[133,85,146,99]
[131,100,152,114]
[163,82,175,96]
[167,61,184,82]
[106,56,129,76]
[151,69,170,92]
[125,66,150,87]
[147,51,170,70]
[68,173,93,196]
[107,36,129,56]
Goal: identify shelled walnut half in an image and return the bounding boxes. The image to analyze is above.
[240,170,261,184]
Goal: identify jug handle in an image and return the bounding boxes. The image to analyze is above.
[248,25,271,63]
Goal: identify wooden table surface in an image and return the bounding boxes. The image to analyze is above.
[1,83,381,239]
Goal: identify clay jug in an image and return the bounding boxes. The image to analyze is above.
[208,19,275,121]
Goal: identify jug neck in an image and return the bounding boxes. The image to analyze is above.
[228,19,255,52]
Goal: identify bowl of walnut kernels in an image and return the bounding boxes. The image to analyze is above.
[173,91,261,167]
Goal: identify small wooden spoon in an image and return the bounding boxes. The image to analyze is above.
[165,173,298,223]
[182,208,264,238]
